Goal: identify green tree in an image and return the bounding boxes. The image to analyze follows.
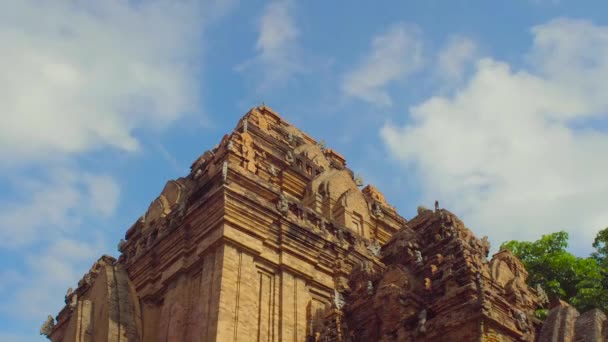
[592,227,608,265]
[591,227,608,297]
[500,231,608,313]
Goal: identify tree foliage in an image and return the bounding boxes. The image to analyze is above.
[500,229,608,313]
[592,227,608,266]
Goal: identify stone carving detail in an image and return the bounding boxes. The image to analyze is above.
[362,185,389,207]
[118,239,127,253]
[414,249,423,265]
[511,308,529,332]
[69,293,78,310]
[276,194,289,216]
[250,107,270,131]
[238,132,258,173]
[77,255,115,289]
[334,289,345,309]
[285,150,294,164]
[242,118,248,133]
[371,201,383,218]
[354,174,364,187]
[536,284,549,305]
[190,150,215,174]
[417,205,431,215]
[141,179,189,233]
[344,207,560,341]
[366,280,374,295]
[267,164,278,177]
[40,315,55,337]
[81,273,92,287]
[480,236,491,257]
[222,161,228,182]
[367,240,381,257]
[416,309,427,335]
[65,287,73,304]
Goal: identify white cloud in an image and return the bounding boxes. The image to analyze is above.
[0,0,212,164]
[0,169,120,248]
[437,35,477,84]
[236,0,301,90]
[382,18,608,254]
[0,0,239,334]
[83,174,121,217]
[342,23,424,107]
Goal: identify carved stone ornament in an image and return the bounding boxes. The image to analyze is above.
[372,201,383,218]
[69,293,78,310]
[117,239,127,253]
[221,161,228,182]
[480,236,491,257]
[354,174,364,187]
[367,240,381,257]
[285,151,294,164]
[334,289,345,309]
[40,315,55,337]
[414,249,423,265]
[536,284,549,305]
[512,309,529,332]
[64,287,73,304]
[242,119,248,133]
[267,164,278,177]
[83,273,92,286]
[276,194,289,216]
[366,280,374,295]
[416,309,427,334]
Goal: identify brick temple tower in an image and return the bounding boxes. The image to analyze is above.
[42,106,607,341]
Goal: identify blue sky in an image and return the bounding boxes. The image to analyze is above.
[1,0,608,340]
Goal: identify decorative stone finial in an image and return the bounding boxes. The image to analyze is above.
[334,289,345,309]
[267,164,278,177]
[367,240,381,257]
[536,284,549,305]
[417,205,431,215]
[354,174,364,187]
[367,280,374,295]
[276,194,289,216]
[416,309,427,334]
[69,293,78,310]
[372,201,383,218]
[40,315,55,337]
[511,308,529,332]
[414,249,423,266]
[83,273,92,286]
[221,161,228,182]
[285,151,294,164]
[117,239,127,253]
[64,287,73,304]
